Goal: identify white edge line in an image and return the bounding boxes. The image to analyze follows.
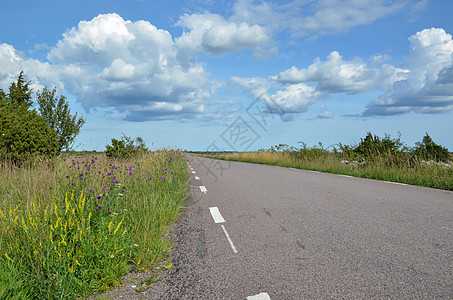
[195,176,200,180]
[221,224,238,254]
[443,226,453,231]
[209,207,224,223]
[192,171,196,174]
[247,292,271,300]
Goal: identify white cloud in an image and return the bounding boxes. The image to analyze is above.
[231,0,417,38]
[1,13,212,121]
[230,76,320,121]
[277,51,407,93]
[363,28,453,116]
[175,12,270,56]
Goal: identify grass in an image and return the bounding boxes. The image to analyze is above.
[0,150,188,299]
[199,151,453,191]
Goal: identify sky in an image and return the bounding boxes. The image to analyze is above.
[1,0,452,152]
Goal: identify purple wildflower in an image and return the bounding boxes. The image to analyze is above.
[101,185,108,191]
[65,174,69,178]
[106,172,112,176]
[78,173,84,179]
[96,195,102,200]
[72,160,76,164]
[163,168,167,171]
[112,165,119,169]
[148,176,154,180]
[128,170,134,175]
[112,179,119,184]
[170,170,174,174]
[97,205,103,210]
[84,165,91,170]
[89,187,94,191]
[77,165,82,169]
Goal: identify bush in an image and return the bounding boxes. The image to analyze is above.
[105,135,147,158]
[354,132,404,160]
[0,103,58,165]
[413,133,449,162]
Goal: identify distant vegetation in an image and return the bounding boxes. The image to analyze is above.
[201,132,453,191]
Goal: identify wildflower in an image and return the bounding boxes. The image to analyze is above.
[163,168,167,171]
[101,186,108,191]
[112,165,119,169]
[128,170,134,175]
[97,205,103,210]
[96,195,102,200]
[106,172,112,176]
[78,173,84,179]
[65,174,69,178]
[148,176,153,180]
[112,179,119,184]
[170,170,174,174]
[89,187,94,191]
[92,159,97,163]
[77,165,82,169]
[84,165,91,170]
[72,160,76,164]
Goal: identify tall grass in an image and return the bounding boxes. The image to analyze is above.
[0,150,188,299]
[202,151,453,191]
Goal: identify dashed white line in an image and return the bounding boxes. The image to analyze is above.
[192,171,196,174]
[443,226,453,231]
[221,225,238,254]
[209,207,225,223]
[195,176,200,180]
[247,293,271,300]
[199,186,207,194]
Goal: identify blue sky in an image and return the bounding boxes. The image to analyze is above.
[1,0,452,151]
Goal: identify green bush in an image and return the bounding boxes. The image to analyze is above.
[413,133,449,162]
[0,103,58,165]
[354,132,405,161]
[105,135,147,158]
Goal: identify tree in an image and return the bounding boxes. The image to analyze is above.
[105,135,147,158]
[0,98,58,165]
[8,71,33,108]
[36,87,85,151]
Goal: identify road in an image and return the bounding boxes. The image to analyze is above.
[148,155,453,299]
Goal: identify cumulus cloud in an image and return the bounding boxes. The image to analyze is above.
[175,12,270,56]
[277,51,407,93]
[363,28,453,116]
[230,76,320,121]
[0,13,212,121]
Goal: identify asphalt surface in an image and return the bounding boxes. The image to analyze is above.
[148,155,453,299]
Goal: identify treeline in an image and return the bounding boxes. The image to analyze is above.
[263,132,451,167]
[0,72,85,164]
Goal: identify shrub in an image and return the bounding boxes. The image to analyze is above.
[105,135,147,158]
[0,103,58,165]
[354,132,404,160]
[413,133,449,162]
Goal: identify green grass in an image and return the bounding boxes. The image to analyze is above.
[199,151,453,191]
[0,150,188,299]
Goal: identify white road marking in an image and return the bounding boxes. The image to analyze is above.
[190,167,193,170]
[209,207,225,223]
[247,293,271,300]
[443,226,453,231]
[199,186,207,194]
[192,171,196,174]
[221,225,238,254]
[338,174,354,178]
[385,181,408,186]
[195,176,200,180]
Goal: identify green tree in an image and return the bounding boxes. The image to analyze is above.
[8,71,33,108]
[0,73,59,165]
[413,133,449,162]
[36,87,85,151]
[0,101,58,165]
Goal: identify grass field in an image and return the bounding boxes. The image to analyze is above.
[199,151,453,191]
[0,150,188,299]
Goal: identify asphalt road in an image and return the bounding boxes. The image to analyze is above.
[148,155,453,299]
